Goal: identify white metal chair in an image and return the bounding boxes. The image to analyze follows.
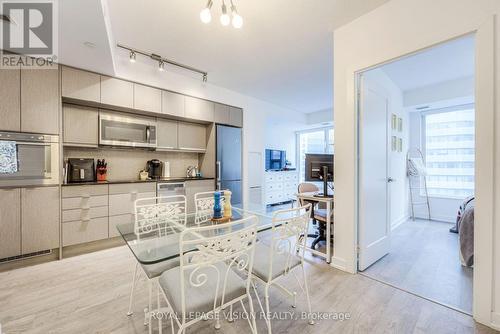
[127,195,187,333]
[157,216,259,334]
[250,204,314,333]
[194,190,227,224]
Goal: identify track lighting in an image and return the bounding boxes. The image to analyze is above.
[199,0,242,29]
[118,44,208,82]
[200,0,213,23]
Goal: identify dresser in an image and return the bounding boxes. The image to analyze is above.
[264,170,299,205]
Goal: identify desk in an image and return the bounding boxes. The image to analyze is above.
[296,192,334,263]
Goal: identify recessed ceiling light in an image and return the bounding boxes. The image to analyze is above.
[83,41,96,48]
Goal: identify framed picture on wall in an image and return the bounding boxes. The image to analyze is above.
[391,114,397,130]
[398,118,403,132]
[391,136,397,151]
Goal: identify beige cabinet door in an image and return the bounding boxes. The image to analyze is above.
[0,65,21,132]
[63,105,98,146]
[100,76,134,108]
[21,187,60,254]
[157,119,178,149]
[214,103,230,124]
[0,188,21,259]
[185,96,214,122]
[229,107,243,127]
[61,66,100,103]
[134,84,161,113]
[162,91,185,117]
[21,65,60,134]
[185,180,215,213]
[178,122,207,152]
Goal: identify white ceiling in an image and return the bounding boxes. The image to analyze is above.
[381,34,475,92]
[59,0,389,113]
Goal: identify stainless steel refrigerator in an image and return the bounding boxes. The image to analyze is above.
[216,125,242,205]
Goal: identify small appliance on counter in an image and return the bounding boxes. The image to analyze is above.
[146,159,162,179]
[139,170,149,181]
[186,165,198,178]
[68,158,95,183]
[161,160,170,178]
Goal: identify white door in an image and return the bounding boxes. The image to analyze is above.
[358,76,392,271]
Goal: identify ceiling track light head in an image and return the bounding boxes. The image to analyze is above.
[158,60,165,72]
[129,50,136,63]
[203,73,208,82]
[206,0,213,9]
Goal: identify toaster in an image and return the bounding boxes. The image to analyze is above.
[68,158,95,183]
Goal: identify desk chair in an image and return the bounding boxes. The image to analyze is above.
[297,183,334,250]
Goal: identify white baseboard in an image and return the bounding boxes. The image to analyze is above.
[330,256,354,273]
[490,312,500,331]
[414,213,455,223]
[391,215,409,231]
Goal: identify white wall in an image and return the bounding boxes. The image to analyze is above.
[404,75,475,108]
[363,69,409,229]
[111,56,306,205]
[333,0,499,328]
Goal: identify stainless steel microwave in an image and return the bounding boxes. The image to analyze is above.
[99,112,157,148]
[0,131,59,187]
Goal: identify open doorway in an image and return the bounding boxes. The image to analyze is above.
[357,35,475,314]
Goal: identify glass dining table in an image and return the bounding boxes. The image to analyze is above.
[116,205,276,265]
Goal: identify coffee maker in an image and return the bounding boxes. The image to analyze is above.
[146,159,162,179]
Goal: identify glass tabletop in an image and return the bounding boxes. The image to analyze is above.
[116,206,276,265]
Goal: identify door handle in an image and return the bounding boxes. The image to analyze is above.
[216,161,221,181]
[387,177,395,183]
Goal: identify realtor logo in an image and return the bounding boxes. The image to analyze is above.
[1,1,58,68]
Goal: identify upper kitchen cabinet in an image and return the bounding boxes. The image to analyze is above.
[178,122,207,152]
[134,83,161,113]
[157,119,178,150]
[185,96,214,122]
[61,66,100,103]
[100,76,134,109]
[21,186,60,254]
[63,105,98,147]
[229,107,243,127]
[0,65,21,132]
[214,103,230,124]
[162,90,185,117]
[20,64,60,134]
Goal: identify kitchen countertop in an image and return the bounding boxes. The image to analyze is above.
[61,177,214,186]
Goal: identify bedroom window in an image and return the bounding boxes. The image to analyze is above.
[423,105,475,198]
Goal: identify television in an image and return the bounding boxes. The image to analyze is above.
[265,149,286,171]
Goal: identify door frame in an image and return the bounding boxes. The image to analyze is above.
[357,75,392,271]
[352,24,494,325]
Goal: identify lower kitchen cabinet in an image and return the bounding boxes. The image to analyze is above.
[62,184,109,247]
[21,187,60,254]
[0,188,21,259]
[185,179,215,214]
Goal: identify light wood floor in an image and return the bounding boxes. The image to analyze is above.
[0,240,496,334]
[362,219,473,314]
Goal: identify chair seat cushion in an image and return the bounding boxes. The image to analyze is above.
[141,258,180,279]
[252,243,301,282]
[314,209,333,222]
[159,262,247,315]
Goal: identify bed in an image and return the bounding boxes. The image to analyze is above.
[457,196,475,267]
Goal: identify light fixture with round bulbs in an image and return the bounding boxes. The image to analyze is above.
[200,0,213,23]
[199,0,242,28]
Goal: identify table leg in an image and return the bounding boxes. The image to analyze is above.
[326,201,331,264]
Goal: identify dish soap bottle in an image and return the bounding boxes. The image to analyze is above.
[224,190,232,218]
[213,191,223,219]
